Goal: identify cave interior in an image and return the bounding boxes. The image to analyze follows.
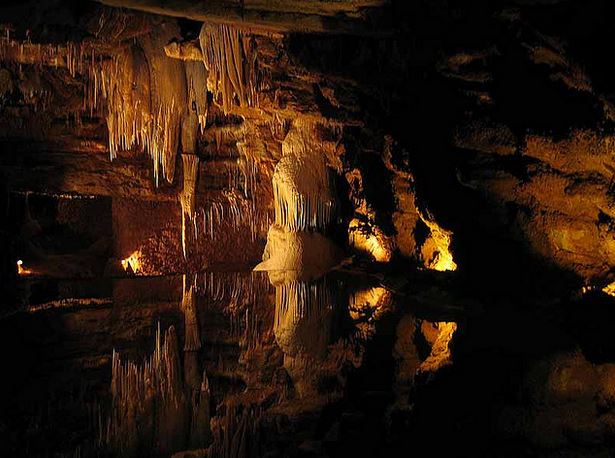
[2,0,615,456]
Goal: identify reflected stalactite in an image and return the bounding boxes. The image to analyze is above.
[349,285,394,339]
[197,271,270,313]
[275,280,334,357]
[208,404,262,458]
[190,369,212,449]
[103,322,215,456]
[393,316,459,398]
[104,324,188,457]
[273,279,337,397]
[182,274,201,351]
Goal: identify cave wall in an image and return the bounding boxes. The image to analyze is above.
[2,0,615,291]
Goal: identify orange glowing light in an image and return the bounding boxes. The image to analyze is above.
[16,259,32,276]
[121,251,141,274]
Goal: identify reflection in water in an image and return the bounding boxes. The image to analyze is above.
[0,268,461,457]
[274,279,337,397]
[418,321,457,374]
[182,274,200,352]
[106,325,188,456]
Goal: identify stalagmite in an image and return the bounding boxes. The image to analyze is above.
[254,225,343,281]
[256,120,342,281]
[199,23,258,114]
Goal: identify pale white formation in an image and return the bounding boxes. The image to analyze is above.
[273,124,337,232]
[254,225,342,281]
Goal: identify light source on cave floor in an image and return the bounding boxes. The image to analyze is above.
[601,281,615,297]
[120,251,141,274]
[16,259,32,276]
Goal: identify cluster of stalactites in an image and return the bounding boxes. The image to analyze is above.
[0,34,87,77]
[200,191,270,243]
[180,153,200,257]
[273,180,336,232]
[92,46,183,185]
[199,23,258,114]
[272,123,338,232]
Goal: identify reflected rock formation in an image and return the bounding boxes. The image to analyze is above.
[273,279,339,397]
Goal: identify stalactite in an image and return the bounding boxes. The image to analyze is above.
[198,191,269,243]
[180,153,200,258]
[185,60,209,131]
[199,23,258,114]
